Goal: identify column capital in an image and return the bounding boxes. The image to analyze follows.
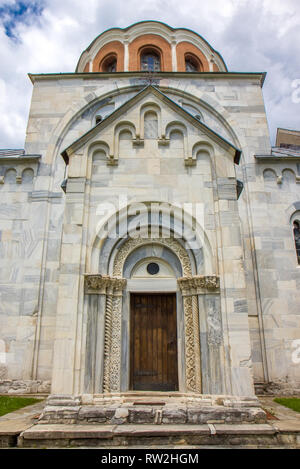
[84,274,126,295]
[178,275,220,295]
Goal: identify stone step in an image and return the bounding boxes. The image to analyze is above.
[18,423,290,448]
[39,403,267,425]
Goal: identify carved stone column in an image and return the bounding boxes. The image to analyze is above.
[85,275,126,393]
[178,275,220,393]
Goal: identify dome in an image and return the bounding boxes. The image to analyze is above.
[75,20,227,73]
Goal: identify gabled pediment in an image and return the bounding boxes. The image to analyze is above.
[61,85,241,166]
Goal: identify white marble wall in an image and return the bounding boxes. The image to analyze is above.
[1,72,298,394]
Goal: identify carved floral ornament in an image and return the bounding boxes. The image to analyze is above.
[85,274,126,295]
[85,273,220,295]
[178,275,220,295]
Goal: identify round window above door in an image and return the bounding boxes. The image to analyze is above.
[131,258,175,278]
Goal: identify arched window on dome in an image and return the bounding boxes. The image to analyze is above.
[100,54,117,72]
[140,50,161,72]
[293,219,300,264]
[185,53,201,72]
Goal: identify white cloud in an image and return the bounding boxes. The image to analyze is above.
[0,0,299,147]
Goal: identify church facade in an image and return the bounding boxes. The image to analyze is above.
[0,21,299,400]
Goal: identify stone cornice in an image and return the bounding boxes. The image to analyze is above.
[0,155,41,164]
[178,275,220,295]
[28,71,266,87]
[255,155,300,162]
[85,274,126,295]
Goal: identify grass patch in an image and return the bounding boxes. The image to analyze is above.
[274,398,300,413]
[0,396,43,417]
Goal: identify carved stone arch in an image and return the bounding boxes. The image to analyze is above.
[263,168,277,180]
[113,121,136,162]
[87,140,111,173]
[166,121,188,160]
[45,86,143,176]
[191,141,215,168]
[112,236,193,277]
[4,168,17,184]
[97,234,205,394]
[86,200,220,394]
[282,168,297,185]
[22,168,34,184]
[139,102,162,139]
[165,121,187,138]
[263,168,278,187]
[286,202,300,223]
[89,200,215,275]
[123,244,182,279]
[45,84,244,175]
[99,52,118,72]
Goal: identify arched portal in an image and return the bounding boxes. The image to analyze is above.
[85,232,221,395]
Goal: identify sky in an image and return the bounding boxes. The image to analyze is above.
[0,0,299,149]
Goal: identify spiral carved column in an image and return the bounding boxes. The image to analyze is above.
[85,275,126,393]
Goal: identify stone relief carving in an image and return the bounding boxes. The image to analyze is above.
[178,275,220,295]
[112,237,192,277]
[182,295,197,391]
[192,294,202,392]
[85,274,126,294]
[109,296,123,391]
[206,297,223,346]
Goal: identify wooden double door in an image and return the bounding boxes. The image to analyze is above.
[130,293,178,391]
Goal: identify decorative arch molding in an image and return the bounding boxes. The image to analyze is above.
[129,34,172,71]
[83,195,222,394]
[139,44,162,72]
[139,102,162,139]
[165,121,188,161]
[48,84,244,172]
[286,201,300,223]
[176,42,208,72]
[92,41,124,72]
[87,141,112,168]
[112,236,193,277]
[191,141,215,168]
[113,121,137,164]
[263,168,300,186]
[99,53,117,73]
[124,245,182,279]
[85,228,220,393]
[46,85,244,176]
[89,200,215,276]
[281,168,300,185]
